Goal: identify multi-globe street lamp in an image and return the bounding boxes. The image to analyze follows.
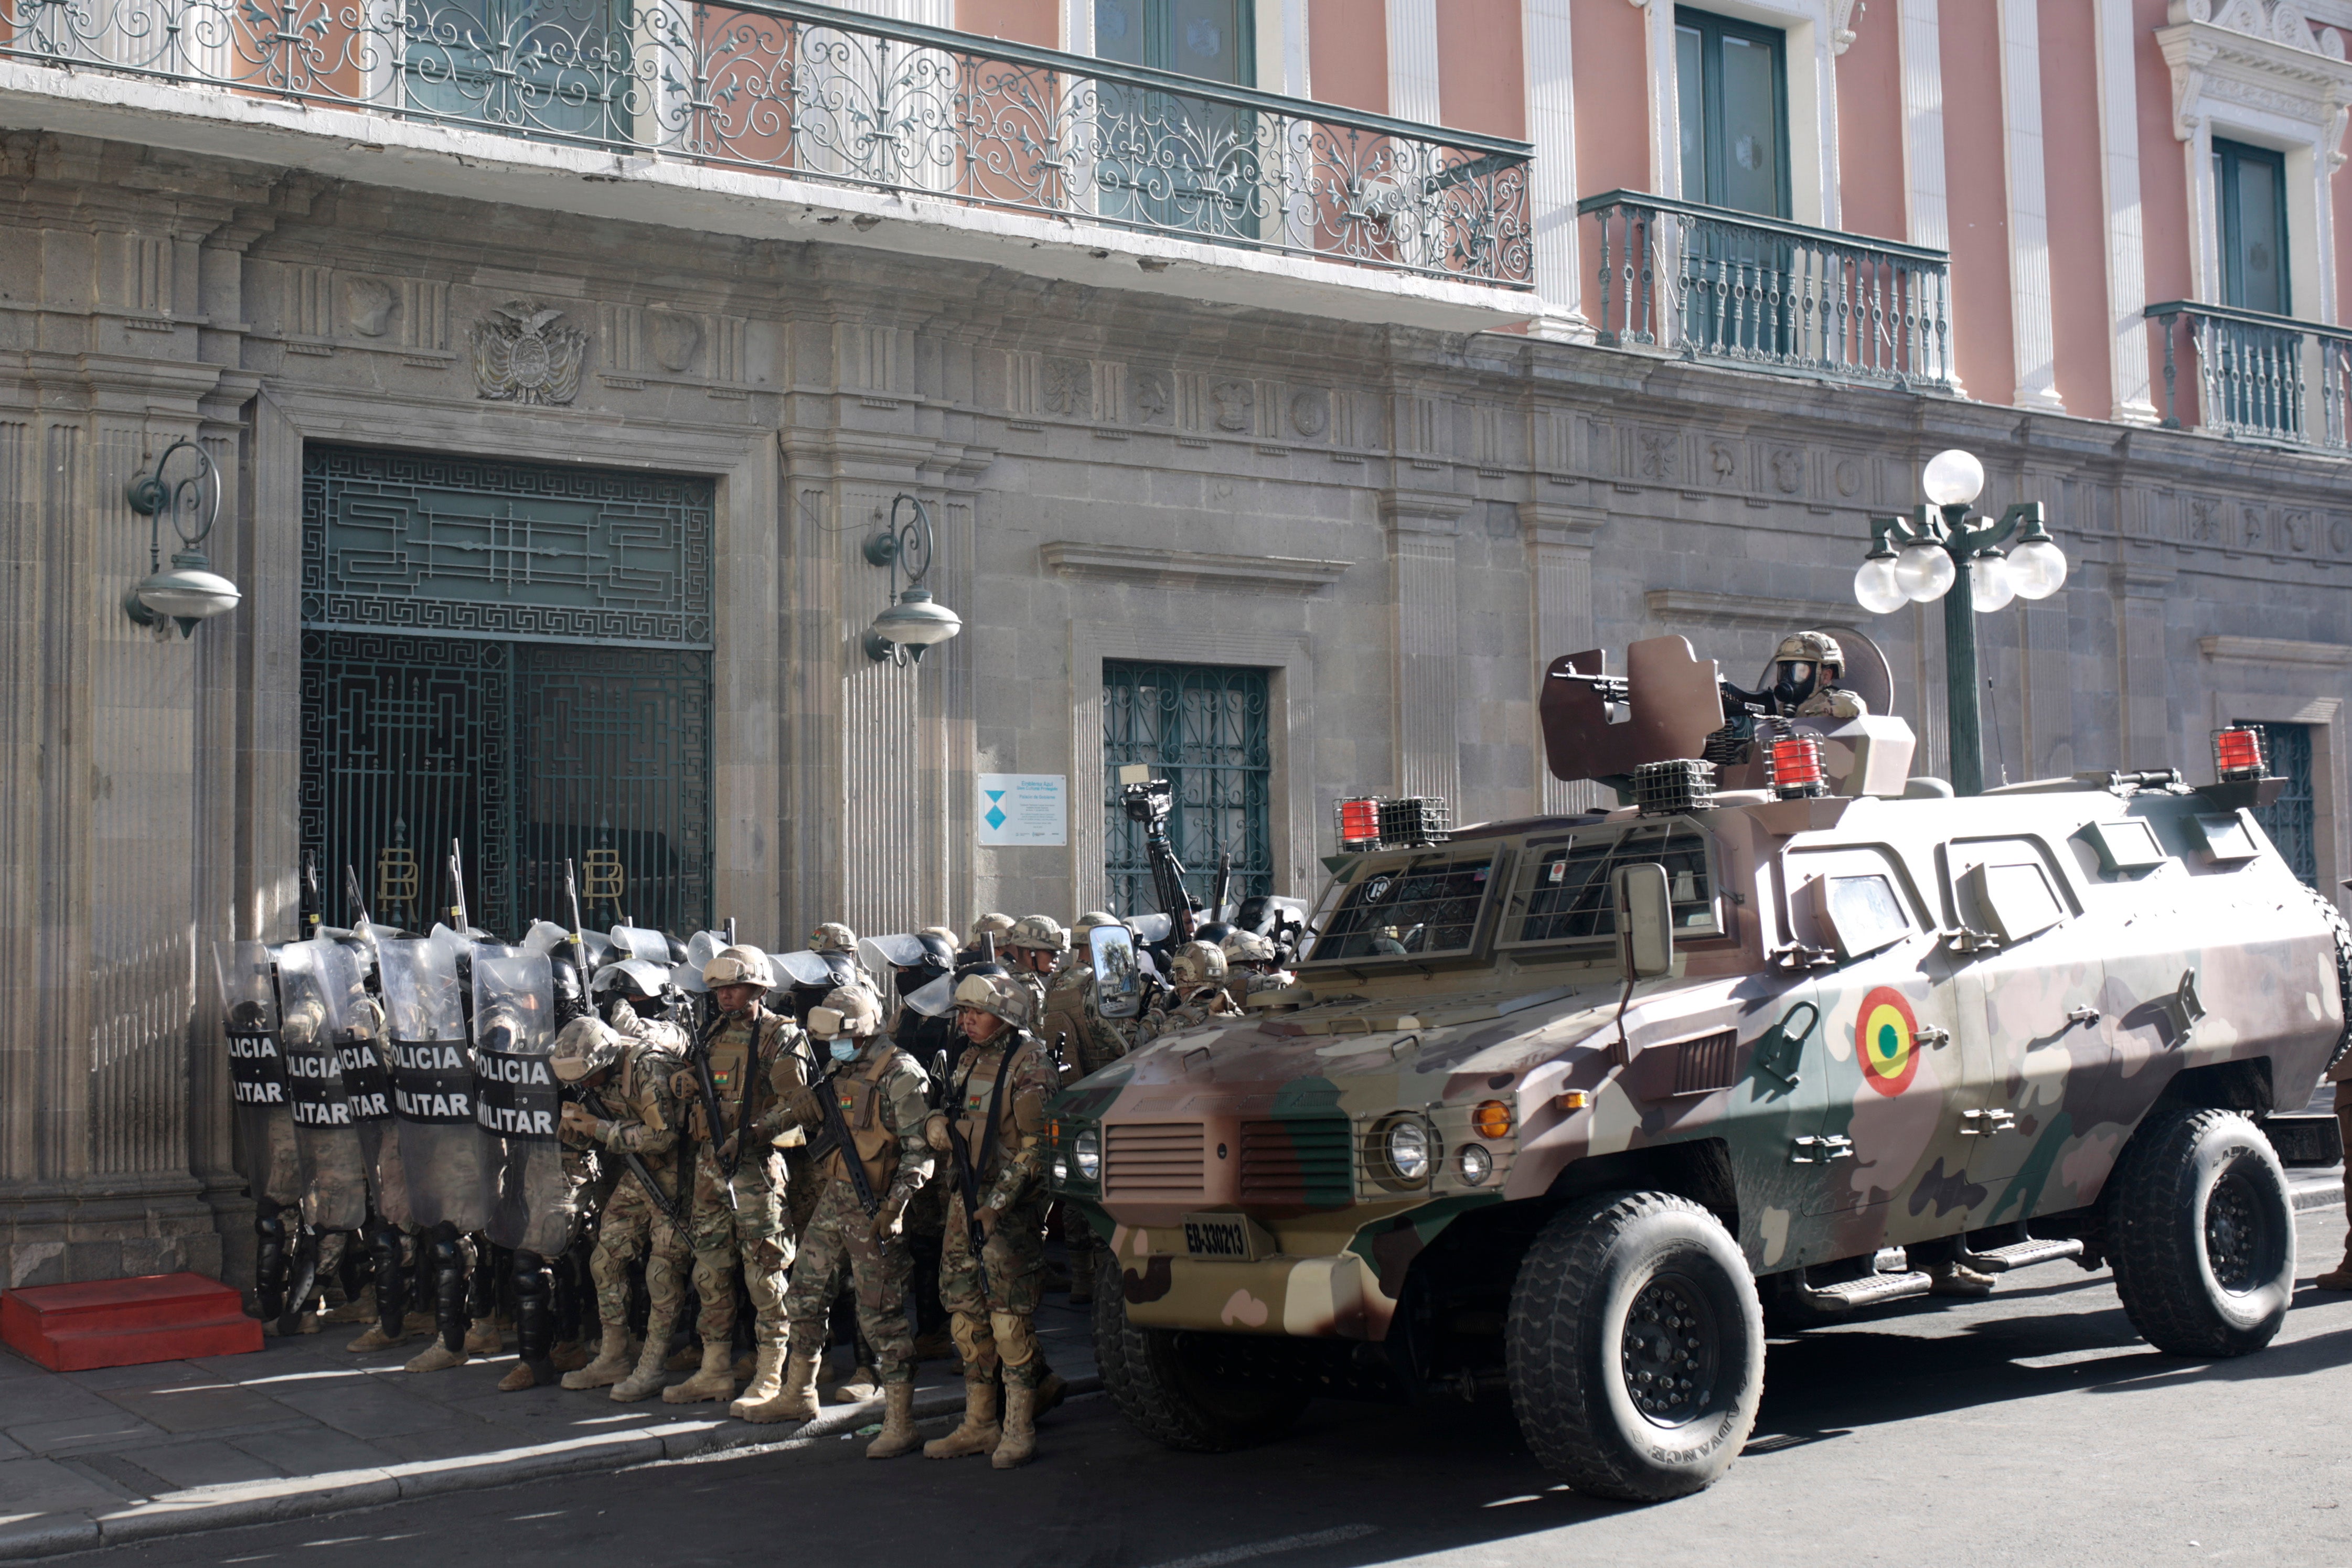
[1853,449,2068,796]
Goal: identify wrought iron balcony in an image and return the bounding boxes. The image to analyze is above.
[2145,300,2352,452]
[1576,191,1955,392]
[0,0,1532,286]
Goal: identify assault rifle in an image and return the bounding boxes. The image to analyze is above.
[940,1038,1014,1296]
[446,840,473,936]
[300,850,323,940]
[1118,771,1199,946]
[811,1067,881,1219]
[687,1007,739,1208]
[552,860,592,1030]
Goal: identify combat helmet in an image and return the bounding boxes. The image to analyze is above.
[951,970,1035,1032]
[1007,915,1071,953]
[967,912,1014,946]
[808,922,858,955]
[808,984,884,1041]
[1072,910,1122,938]
[550,1016,624,1082]
[1168,941,1228,987]
[1772,629,1845,674]
[702,944,775,990]
[1221,930,1277,967]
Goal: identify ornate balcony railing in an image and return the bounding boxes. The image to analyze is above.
[1577,191,1954,391]
[2145,300,2352,451]
[0,0,1533,286]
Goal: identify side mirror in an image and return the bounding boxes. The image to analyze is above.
[1614,863,1675,980]
[1091,925,1142,1019]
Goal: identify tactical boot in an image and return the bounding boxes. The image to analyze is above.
[2317,1242,2352,1291]
[563,1326,634,1390]
[661,1341,737,1404]
[344,1324,407,1354]
[609,1328,675,1403]
[403,1341,467,1373]
[1928,1262,1997,1298]
[739,1350,820,1424]
[322,1286,377,1325]
[825,1363,881,1404]
[923,1378,1000,1459]
[550,1339,590,1373]
[865,1381,921,1459]
[728,1345,786,1419]
[464,1317,506,1355]
[665,1341,701,1372]
[911,1328,956,1362]
[991,1383,1038,1470]
[1036,1367,1067,1416]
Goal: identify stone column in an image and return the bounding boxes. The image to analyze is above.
[1520,501,1606,814]
[1524,0,1589,339]
[2093,0,2158,424]
[1997,0,2065,413]
[1384,489,1471,809]
[2114,564,2176,772]
[1386,0,1440,124]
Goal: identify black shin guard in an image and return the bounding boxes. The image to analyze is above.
[254,1205,289,1323]
[278,1222,320,1337]
[431,1223,471,1354]
[511,1250,553,1385]
[372,1220,408,1338]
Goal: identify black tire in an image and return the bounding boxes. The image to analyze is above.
[1091,1252,1309,1453]
[2105,1106,2295,1357]
[1505,1191,1764,1503]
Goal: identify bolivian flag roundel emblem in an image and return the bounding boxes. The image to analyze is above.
[1857,987,1921,1097]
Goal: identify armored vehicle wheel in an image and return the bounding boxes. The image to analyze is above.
[2105,1107,2295,1357]
[1092,1254,1309,1452]
[1505,1191,1763,1502]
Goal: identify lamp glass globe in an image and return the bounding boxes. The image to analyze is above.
[1969,553,2016,613]
[1893,542,1955,602]
[1853,555,1907,615]
[1921,448,1985,508]
[2007,538,2068,600]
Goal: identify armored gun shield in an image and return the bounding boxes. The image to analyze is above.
[273,939,369,1230]
[473,947,579,1255]
[379,936,489,1232]
[215,940,301,1206]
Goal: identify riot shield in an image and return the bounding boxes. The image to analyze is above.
[610,926,669,964]
[215,941,301,1205]
[859,933,926,974]
[902,971,956,1019]
[379,936,488,1232]
[327,935,408,1227]
[671,929,725,995]
[272,939,369,1231]
[473,947,579,1255]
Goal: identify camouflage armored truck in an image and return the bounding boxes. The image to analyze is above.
[1048,635,2352,1502]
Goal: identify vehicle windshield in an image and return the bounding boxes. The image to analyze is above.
[1503,823,1717,946]
[1305,851,1496,963]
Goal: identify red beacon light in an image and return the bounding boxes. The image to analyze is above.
[1334,796,1450,852]
[1337,798,1384,851]
[2212,726,2267,783]
[1766,734,1828,800]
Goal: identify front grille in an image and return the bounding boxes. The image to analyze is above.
[1105,1123,1206,1200]
[1238,1117,1355,1207]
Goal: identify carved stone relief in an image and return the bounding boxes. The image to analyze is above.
[1132,369,1171,424]
[472,299,586,406]
[1289,388,1329,438]
[1044,357,1090,417]
[649,310,703,373]
[1769,447,1803,493]
[1211,379,1255,432]
[344,275,396,337]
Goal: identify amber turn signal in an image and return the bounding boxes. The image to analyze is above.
[1553,1090,1590,1112]
[1472,1099,1513,1139]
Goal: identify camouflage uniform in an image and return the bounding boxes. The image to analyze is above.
[933,1027,1059,1389]
[563,1017,688,1364]
[1136,984,1242,1046]
[678,1001,810,1359]
[780,1036,934,1387]
[1039,960,1134,1303]
[2322,1051,2352,1290]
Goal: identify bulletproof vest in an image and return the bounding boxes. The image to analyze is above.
[708,1016,756,1118]
[1039,971,1093,1087]
[952,1034,1043,1172]
[587,1049,676,1175]
[822,1048,901,1196]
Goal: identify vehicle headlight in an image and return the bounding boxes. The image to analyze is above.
[1074,1128,1102,1182]
[1384,1118,1431,1185]
[1457,1144,1492,1186]
[1052,1153,1069,1183]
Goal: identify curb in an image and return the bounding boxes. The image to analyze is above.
[0,1376,1102,1561]
[2290,1170,2344,1215]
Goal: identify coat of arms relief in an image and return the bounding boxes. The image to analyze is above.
[472,299,586,406]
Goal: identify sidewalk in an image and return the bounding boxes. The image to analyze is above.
[0,1296,1101,1561]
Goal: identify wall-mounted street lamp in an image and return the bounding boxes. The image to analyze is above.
[123,438,241,639]
[861,493,962,665]
[1852,448,2067,796]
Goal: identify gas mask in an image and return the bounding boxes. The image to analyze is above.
[1770,660,1817,710]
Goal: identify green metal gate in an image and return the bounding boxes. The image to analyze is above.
[2244,721,2317,888]
[300,445,714,937]
[1103,660,1271,918]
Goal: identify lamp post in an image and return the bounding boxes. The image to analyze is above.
[860,494,963,665]
[1852,449,2068,796]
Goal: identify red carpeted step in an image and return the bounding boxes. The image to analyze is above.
[1,1273,262,1371]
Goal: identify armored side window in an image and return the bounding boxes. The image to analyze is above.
[1503,825,1717,948]
[1784,846,1923,962]
[1306,852,1497,963]
[1943,836,2076,942]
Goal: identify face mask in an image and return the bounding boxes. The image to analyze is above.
[829,1038,858,1062]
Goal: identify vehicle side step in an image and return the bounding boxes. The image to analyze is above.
[1794,1270,1932,1313]
[1956,1237,2084,1273]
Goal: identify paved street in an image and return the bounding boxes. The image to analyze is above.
[81,1210,2352,1568]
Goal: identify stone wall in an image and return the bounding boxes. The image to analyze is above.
[2,128,2347,1283]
